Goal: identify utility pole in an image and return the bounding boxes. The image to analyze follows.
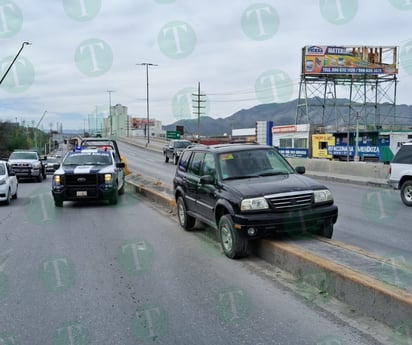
[137,63,157,146]
[192,82,206,143]
[354,112,360,162]
[106,90,115,136]
[0,42,31,85]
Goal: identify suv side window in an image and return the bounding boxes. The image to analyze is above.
[188,152,205,176]
[393,145,412,164]
[178,150,192,172]
[201,153,216,176]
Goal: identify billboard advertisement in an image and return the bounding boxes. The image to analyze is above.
[302,45,398,76]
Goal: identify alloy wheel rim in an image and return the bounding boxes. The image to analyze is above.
[405,186,412,202]
[178,201,185,224]
[221,225,233,252]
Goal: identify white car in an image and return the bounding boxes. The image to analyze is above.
[0,160,18,205]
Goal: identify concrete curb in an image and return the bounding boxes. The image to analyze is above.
[125,174,412,329]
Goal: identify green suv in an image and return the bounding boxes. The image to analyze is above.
[173,143,338,259]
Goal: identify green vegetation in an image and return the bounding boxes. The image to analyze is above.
[0,120,50,158]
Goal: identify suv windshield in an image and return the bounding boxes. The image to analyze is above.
[63,153,112,166]
[219,148,294,179]
[9,152,38,160]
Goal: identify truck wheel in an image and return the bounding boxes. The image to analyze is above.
[401,181,412,206]
[218,215,249,259]
[119,181,125,195]
[5,188,11,205]
[317,220,334,239]
[54,199,63,207]
[174,155,179,165]
[177,196,195,230]
[37,174,43,182]
[164,154,169,163]
[109,190,118,205]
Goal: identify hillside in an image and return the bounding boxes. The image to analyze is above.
[163,98,412,137]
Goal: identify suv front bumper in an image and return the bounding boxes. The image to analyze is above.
[231,204,338,238]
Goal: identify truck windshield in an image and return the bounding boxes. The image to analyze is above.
[9,152,38,160]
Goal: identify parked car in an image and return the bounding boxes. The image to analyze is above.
[173,143,338,259]
[0,160,18,205]
[388,142,412,206]
[163,139,192,164]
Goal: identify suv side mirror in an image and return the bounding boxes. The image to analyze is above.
[295,166,305,174]
[199,175,215,185]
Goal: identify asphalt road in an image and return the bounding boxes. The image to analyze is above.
[0,178,393,344]
[118,140,412,262]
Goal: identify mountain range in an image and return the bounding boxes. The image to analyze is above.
[163,98,412,137]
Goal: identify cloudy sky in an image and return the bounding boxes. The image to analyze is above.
[1,0,412,131]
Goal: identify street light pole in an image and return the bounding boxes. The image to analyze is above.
[106,90,115,136]
[0,42,31,85]
[137,63,157,146]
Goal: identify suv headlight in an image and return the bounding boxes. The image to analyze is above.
[53,175,62,185]
[32,162,40,169]
[313,189,333,203]
[0,178,6,185]
[104,173,113,183]
[241,197,269,211]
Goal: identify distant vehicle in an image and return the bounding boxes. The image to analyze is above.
[44,156,60,174]
[0,160,18,205]
[173,143,338,259]
[163,139,192,165]
[51,140,126,207]
[8,150,47,182]
[388,142,412,206]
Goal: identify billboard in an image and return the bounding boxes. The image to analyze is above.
[302,45,398,76]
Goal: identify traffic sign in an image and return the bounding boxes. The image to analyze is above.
[166,131,180,139]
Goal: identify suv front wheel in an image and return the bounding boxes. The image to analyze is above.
[177,196,195,230]
[401,181,412,206]
[218,215,248,259]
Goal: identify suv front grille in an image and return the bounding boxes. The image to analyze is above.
[267,192,313,211]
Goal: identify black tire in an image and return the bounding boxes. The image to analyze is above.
[177,196,195,230]
[174,155,179,165]
[54,199,63,207]
[12,186,18,199]
[400,181,412,206]
[37,174,43,183]
[317,220,334,239]
[118,180,125,195]
[5,188,11,205]
[109,190,118,205]
[218,215,249,259]
[164,154,169,163]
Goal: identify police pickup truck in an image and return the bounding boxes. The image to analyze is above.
[51,139,125,207]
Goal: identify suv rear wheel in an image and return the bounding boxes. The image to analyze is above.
[177,196,195,230]
[401,181,412,206]
[218,215,248,259]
